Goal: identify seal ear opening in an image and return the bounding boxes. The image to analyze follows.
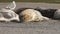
[5,1,16,10]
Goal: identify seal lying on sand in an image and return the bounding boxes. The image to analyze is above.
[0,1,20,22]
[15,8,57,19]
[19,9,49,22]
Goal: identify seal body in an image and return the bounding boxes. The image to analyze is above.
[19,9,49,22]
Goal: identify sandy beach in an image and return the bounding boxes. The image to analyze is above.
[0,3,60,34]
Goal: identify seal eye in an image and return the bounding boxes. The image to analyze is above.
[19,15,24,19]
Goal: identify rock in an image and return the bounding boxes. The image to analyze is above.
[0,1,20,22]
[54,9,60,20]
[0,8,20,22]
